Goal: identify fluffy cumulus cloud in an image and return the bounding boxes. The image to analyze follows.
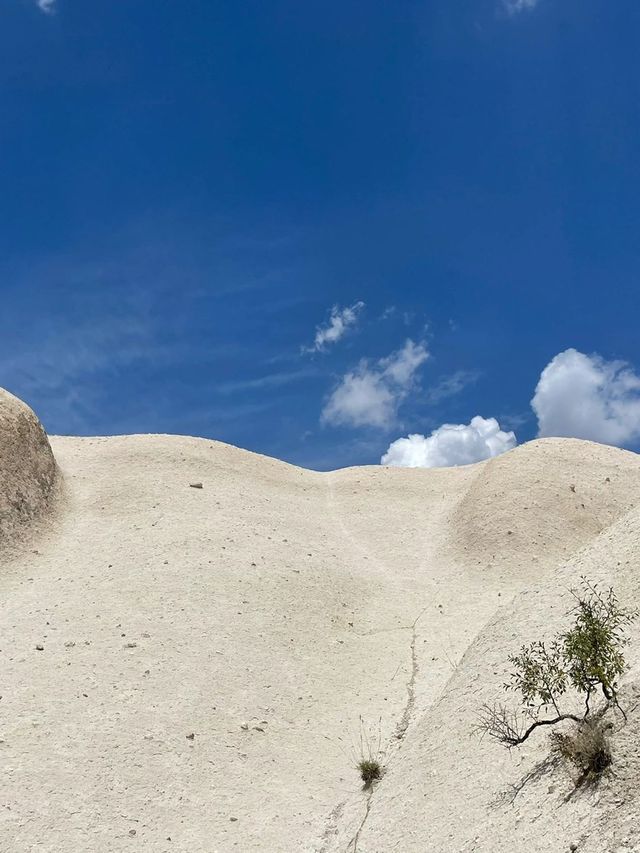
[322,339,428,429]
[503,0,539,13]
[381,416,516,468]
[532,348,640,446]
[306,302,364,353]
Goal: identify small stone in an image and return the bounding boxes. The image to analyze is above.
[128,829,136,836]
[124,642,137,649]
[186,733,195,740]
[229,817,238,822]
[189,482,203,489]
[35,644,44,651]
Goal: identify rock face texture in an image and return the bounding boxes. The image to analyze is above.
[1,387,640,853]
[0,388,57,543]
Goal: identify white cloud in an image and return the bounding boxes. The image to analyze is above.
[503,0,539,14]
[306,302,364,353]
[381,416,516,468]
[322,339,429,429]
[37,0,56,13]
[532,348,640,446]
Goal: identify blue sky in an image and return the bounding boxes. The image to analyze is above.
[2,0,640,470]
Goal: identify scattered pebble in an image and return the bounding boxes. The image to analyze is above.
[189,482,203,489]
[35,644,44,651]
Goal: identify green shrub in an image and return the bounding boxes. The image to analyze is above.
[478,578,636,758]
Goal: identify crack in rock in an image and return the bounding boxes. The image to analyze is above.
[394,607,426,741]
[348,789,373,853]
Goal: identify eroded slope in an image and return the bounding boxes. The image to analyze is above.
[2,395,640,853]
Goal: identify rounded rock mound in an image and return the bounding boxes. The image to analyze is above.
[0,388,57,544]
[448,437,640,571]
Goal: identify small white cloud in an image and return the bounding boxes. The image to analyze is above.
[378,339,428,386]
[322,339,429,429]
[381,416,516,468]
[503,0,539,14]
[37,0,56,13]
[532,348,640,446]
[306,302,364,353]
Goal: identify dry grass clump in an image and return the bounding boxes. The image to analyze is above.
[353,715,384,790]
[358,758,382,788]
[550,717,612,787]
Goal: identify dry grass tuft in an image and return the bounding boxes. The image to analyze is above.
[353,715,384,790]
[550,717,612,787]
[358,758,382,788]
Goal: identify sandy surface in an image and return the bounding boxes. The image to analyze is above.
[2,390,640,852]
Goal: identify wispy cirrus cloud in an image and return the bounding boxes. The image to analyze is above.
[215,368,318,395]
[502,0,539,15]
[426,369,481,405]
[36,0,56,13]
[0,295,152,433]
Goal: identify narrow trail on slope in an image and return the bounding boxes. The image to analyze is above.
[323,472,426,737]
[321,472,432,852]
[319,468,539,852]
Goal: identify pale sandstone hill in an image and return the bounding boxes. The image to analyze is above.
[1,389,640,853]
[449,437,640,571]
